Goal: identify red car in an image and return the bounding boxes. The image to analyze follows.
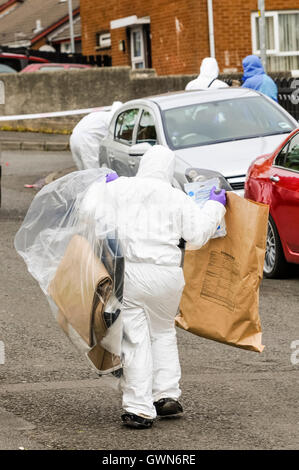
[245,128,299,278]
[0,52,49,71]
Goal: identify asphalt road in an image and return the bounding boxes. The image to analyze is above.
[0,150,298,450]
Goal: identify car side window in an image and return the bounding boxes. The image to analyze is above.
[136,110,157,146]
[115,109,139,145]
[275,133,299,172]
[275,142,289,167]
[284,134,299,172]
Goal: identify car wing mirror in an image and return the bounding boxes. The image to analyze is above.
[129,143,152,157]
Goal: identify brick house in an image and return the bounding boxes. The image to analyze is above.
[80,0,299,75]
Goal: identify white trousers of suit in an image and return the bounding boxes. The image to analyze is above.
[120,262,185,419]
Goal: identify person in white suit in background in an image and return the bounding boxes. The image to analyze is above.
[185,57,229,90]
[70,101,122,170]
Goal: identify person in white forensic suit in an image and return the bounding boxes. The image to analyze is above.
[81,145,226,429]
[185,57,229,90]
[70,101,122,170]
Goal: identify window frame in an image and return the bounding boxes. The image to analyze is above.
[274,132,299,174]
[135,108,158,145]
[96,30,111,51]
[114,108,141,146]
[251,10,299,57]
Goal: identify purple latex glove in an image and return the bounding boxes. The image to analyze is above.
[209,186,226,206]
[105,172,119,183]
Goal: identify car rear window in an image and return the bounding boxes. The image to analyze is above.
[162,96,295,149]
[38,66,64,71]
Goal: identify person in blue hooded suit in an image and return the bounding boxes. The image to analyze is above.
[242,55,278,102]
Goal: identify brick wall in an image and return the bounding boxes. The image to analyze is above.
[213,0,299,73]
[80,0,299,75]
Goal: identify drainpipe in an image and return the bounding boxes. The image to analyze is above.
[68,0,75,54]
[207,0,215,58]
[258,0,267,72]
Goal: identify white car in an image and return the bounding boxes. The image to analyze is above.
[99,88,298,192]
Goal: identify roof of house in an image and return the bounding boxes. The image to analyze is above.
[49,15,81,43]
[0,0,14,7]
[0,0,19,14]
[0,0,80,45]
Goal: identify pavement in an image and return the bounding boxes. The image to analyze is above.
[0,149,299,450]
[0,130,70,151]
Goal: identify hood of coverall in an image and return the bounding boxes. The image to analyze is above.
[110,101,123,116]
[136,145,175,184]
[93,101,122,133]
[242,55,265,81]
[187,57,220,89]
[199,57,219,81]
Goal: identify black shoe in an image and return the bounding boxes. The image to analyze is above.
[154,398,183,417]
[121,413,154,429]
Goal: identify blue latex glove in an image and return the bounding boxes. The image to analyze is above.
[209,186,226,206]
[106,172,119,183]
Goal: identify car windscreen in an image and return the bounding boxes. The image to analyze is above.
[162,96,295,150]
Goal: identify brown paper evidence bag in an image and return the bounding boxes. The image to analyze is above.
[176,192,269,353]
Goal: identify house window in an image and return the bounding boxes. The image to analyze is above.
[60,42,72,53]
[251,10,299,71]
[96,31,111,50]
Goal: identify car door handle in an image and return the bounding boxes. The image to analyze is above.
[270,175,280,182]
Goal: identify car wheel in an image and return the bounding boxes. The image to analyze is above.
[263,215,289,278]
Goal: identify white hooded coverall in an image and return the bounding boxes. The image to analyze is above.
[70,102,122,170]
[185,57,229,91]
[87,145,225,419]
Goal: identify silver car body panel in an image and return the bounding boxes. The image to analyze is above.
[99,89,298,193]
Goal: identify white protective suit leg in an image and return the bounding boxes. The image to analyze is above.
[69,134,84,171]
[121,262,185,419]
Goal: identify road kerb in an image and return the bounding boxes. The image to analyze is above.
[0,141,70,151]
